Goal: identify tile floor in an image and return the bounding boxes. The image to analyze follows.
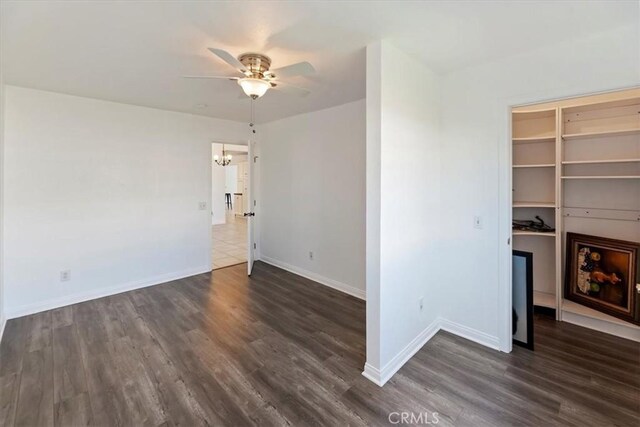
[212,210,247,269]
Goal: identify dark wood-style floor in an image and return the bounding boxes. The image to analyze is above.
[0,261,638,426]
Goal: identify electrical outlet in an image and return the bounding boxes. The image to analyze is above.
[198,201,207,210]
[474,215,483,229]
[309,251,314,261]
[60,270,71,282]
[419,297,424,311]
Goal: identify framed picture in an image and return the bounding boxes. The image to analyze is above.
[512,250,534,350]
[565,233,640,325]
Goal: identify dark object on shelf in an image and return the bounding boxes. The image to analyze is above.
[512,250,534,350]
[565,232,640,325]
[512,216,555,233]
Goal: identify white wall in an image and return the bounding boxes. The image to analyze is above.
[0,78,5,337]
[439,25,640,349]
[211,143,226,225]
[259,99,366,299]
[364,41,442,385]
[225,165,238,195]
[3,86,247,317]
[365,43,383,371]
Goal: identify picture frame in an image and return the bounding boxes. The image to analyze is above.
[565,233,640,325]
[512,250,534,350]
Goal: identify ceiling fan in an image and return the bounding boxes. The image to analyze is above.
[184,48,315,99]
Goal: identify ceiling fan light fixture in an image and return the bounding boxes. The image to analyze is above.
[238,78,270,98]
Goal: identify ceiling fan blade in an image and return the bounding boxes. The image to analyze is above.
[182,75,239,80]
[272,82,311,97]
[207,48,247,74]
[268,61,315,79]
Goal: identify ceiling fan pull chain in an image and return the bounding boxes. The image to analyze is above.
[249,98,256,136]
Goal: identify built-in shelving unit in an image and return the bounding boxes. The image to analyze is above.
[511,88,640,341]
[512,107,560,320]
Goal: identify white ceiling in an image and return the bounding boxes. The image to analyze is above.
[2,1,636,123]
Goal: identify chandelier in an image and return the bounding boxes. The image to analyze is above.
[214,144,232,166]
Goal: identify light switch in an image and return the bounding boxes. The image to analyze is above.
[474,216,483,229]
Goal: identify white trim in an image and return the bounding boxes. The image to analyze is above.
[497,98,514,353]
[562,310,640,342]
[362,317,500,386]
[439,318,501,350]
[260,255,365,300]
[362,363,383,386]
[0,315,6,344]
[363,317,441,386]
[5,266,211,319]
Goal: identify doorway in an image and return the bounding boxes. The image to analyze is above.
[211,142,249,269]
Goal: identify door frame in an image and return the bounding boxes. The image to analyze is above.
[246,139,256,275]
[209,139,255,272]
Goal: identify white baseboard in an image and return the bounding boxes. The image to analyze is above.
[362,317,500,386]
[0,314,6,344]
[362,363,384,386]
[259,255,366,300]
[5,265,212,319]
[363,317,441,386]
[439,318,501,350]
[562,310,640,342]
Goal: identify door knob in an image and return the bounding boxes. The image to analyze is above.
[243,212,255,217]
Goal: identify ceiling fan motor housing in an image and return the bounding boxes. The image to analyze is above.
[238,53,272,78]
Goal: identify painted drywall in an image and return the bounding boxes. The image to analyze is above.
[259,99,366,299]
[225,165,238,195]
[439,25,640,349]
[365,43,383,371]
[211,143,226,225]
[3,86,248,317]
[364,41,442,384]
[0,79,5,337]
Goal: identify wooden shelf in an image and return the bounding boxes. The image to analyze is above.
[512,108,556,119]
[562,300,640,329]
[513,164,555,168]
[534,291,556,309]
[562,96,640,114]
[562,176,640,180]
[513,201,555,208]
[512,231,556,237]
[562,158,640,165]
[513,136,555,144]
[562,128,640,140]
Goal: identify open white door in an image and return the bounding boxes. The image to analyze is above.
[245,140,256,275]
